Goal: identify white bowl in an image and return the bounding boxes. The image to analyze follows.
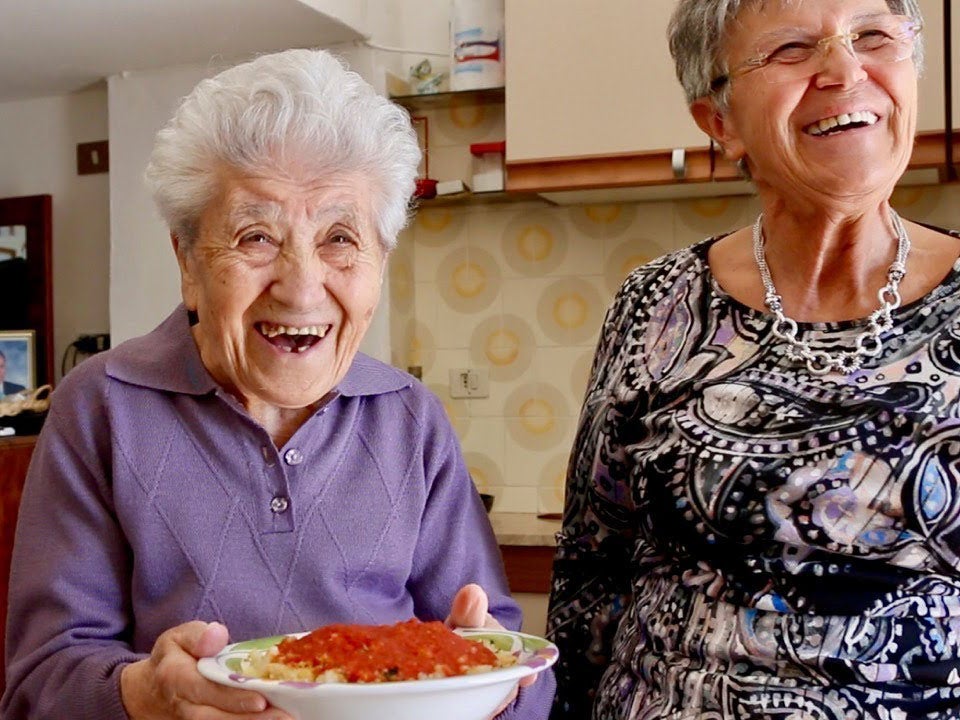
[197,627,558,720]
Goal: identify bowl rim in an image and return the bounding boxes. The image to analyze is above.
[197,626,558,697]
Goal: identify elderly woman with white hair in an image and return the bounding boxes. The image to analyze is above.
[548,0,960,718]
[1,49,553,720]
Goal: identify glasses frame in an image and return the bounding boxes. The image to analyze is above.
[709,16,923,94]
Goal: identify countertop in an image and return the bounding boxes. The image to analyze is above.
[488,512,560,547]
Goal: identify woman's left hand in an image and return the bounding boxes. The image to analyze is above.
[445,584,539,719]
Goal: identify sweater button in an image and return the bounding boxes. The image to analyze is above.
[283,448,304,466]
[270,496,289,514]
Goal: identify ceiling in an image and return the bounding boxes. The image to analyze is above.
[0,0,366,103]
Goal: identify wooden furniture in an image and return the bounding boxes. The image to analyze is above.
[0,435,37,695]
[490,513,558,594]
[0,195,54,386]
[500,545,553,593]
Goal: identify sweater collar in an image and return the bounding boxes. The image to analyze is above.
[105,305,411,398]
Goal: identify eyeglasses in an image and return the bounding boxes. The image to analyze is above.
[710,14,922,92]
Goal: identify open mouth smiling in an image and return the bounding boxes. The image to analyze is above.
[257,321,332,353]
[803,110,879,136]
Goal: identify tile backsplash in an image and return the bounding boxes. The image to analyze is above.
[390,180,960,514]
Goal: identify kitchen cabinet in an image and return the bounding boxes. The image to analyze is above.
[504,0,723,192]
[505,0,702,162]
[492,513,556,638]
[916,0,960,133]
[504,0,959,194]
[0,434,36,695]
[899,0,960,177]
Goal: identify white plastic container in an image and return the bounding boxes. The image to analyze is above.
[450,0,504,91]
[470,141,505,193]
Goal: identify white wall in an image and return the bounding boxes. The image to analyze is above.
[108,64,211,346]
[0,86,110,381]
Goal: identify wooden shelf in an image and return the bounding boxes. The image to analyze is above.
[413,190,548,208]
[390,87,505,112]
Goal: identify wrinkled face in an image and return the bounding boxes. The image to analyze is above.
[712,0,917,201]
[177,164,386,410]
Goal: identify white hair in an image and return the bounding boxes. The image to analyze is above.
[145,48,421,251]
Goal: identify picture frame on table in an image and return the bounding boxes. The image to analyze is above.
[0,330,35,397]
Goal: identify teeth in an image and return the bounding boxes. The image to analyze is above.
[818,117,838,133]
[806,110,878,136]
[258,322,330,338]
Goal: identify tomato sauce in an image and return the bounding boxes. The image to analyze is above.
[275,618,500,682]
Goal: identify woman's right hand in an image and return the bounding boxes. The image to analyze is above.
[120,620,292,719]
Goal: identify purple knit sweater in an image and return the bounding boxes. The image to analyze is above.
[2,306,555,719]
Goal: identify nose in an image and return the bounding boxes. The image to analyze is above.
[813,35,868,88]
[269,246,329,310]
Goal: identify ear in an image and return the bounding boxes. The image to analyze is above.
[171,233,200,311]
[690,96,746,162]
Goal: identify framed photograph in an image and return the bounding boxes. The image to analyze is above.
[0,329,35,396]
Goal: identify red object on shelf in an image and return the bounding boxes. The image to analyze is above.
[411,114,439,199]
[469,140,506,156]
[415,178,438,199]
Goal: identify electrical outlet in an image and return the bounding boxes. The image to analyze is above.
[449,368,489,398]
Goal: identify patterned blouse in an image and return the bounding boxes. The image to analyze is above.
[548,229,960,720]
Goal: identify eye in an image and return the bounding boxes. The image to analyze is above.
[852,28,895,52]
[326,230,360,248]
[239,231,274,246]
[765,40,816,65]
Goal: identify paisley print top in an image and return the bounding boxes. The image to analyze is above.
[548,231,960,720]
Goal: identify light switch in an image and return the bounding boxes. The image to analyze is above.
[449,368,489,398]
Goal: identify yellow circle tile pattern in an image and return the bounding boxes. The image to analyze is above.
[502,210,568,276]
[399,319,437,376]
[537,278,605,345]
[569,203,638,238]
[389,255,414,314]
[434,100,500,145]
[437,247,502,313]
[571,349,594,400]
[675,196,756,236]
[485,328,521,366]
[505,382,570,451]
[517,225,554,262]
[891,185,943,219]
[415,208,467,247]
[540,453,570,511]
[469,315,536,382]
[463,451,503,494]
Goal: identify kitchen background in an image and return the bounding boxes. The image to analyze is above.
[387,96,960,516]
[1,0,958,637]
[0,0,958,522]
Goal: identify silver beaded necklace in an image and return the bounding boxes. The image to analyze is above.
[752,210,911,375]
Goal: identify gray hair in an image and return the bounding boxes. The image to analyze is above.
[145,48,421,251]
[668,0,925,106]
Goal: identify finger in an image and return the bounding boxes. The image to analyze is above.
[195,622,230,657]
[152,623,271,715]
[157,620,227,660]
[446,584,489,628]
